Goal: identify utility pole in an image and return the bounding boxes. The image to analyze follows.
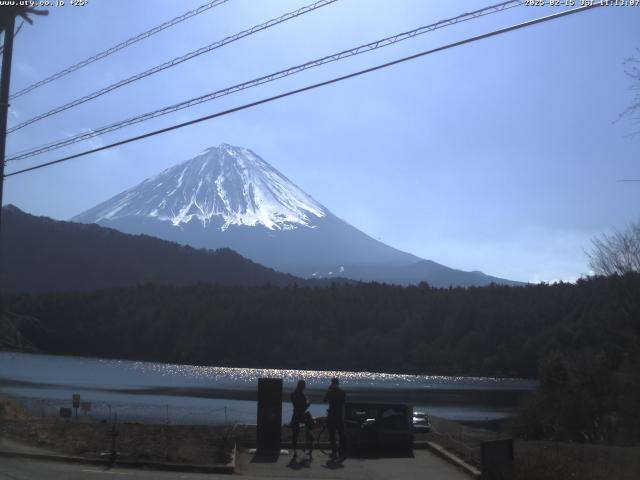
[0,13,16,228]
[0,7,45,318]
[0,13,15,318]
[0,5,47,227]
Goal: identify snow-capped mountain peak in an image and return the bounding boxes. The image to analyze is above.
[73,144,326,231]
[71,144,521,287]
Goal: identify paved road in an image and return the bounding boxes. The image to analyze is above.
[0,458,222,480]
[0,450,471,479]
[237,449,471,479]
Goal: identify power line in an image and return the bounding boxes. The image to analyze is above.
[8,0,230,100]
[6,0,521,159]
[4,3,603,179]
[7,0,339,134]
[7,0,523,162]
[0,20,24,54]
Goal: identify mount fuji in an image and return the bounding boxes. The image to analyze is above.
[73,144,519,287]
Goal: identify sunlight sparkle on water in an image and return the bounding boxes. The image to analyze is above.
[117,358,529,390]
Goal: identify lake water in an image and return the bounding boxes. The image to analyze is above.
[0,352,536,425]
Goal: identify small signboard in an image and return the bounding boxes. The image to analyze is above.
[481,438,514,480]
[72,394,80,409]
[81,401,91,413]
[60,407,72,418]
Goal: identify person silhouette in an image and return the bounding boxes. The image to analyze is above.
[323,377,346,459]
[290,380,313,457]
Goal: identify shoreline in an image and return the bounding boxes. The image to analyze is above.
[1,377,532,407]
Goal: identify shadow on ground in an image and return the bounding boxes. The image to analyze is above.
[250,450,281,463]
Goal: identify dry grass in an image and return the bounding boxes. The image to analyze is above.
[0,417,239,465]
[4,406,639,476]
[0,396,27,421]
[424,416,640,480]
[515,441,640,480]
[425,416,506,467]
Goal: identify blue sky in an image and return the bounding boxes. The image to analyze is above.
[2,0,639,283]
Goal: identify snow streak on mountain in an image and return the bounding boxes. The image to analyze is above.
[75,144,326,231]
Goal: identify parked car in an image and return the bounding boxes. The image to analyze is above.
[412,411,431,432]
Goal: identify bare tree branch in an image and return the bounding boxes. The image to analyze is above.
[588,221,640,276]
[617,49,640,136]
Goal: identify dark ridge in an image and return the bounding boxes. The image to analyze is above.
[0,204,336,293]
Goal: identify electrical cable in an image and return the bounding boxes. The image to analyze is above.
[0,20,24,54]
[4,3,603,179]
[8,0,230,100]
[7,0,339,134]
[6,0,523,162]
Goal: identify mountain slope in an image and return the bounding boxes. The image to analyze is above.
[75,145,326,231]
[0,205,307,293]
[73,144,521,287]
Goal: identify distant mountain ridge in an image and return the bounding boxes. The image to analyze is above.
[73,144,521,287]
[0,205,309,293]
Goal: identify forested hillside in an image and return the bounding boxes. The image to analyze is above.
[5,274,639,378]
[0,205,308,292]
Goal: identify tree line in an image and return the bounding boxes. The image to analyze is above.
[3,275,637,376]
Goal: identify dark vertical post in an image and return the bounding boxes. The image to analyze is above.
[110,423,118,463]
[481,438,514,480]
[0,14,15,318]
[256,378,283,452]
[72,393,80,419]
[0,14,16,227]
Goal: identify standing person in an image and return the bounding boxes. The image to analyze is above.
[290,380,313,457]
[323,377,346,460]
